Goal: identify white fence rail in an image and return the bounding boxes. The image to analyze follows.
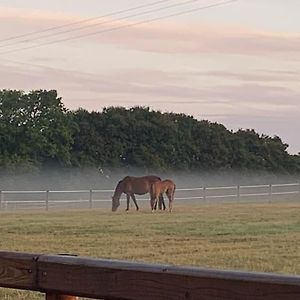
[0,182,299,211]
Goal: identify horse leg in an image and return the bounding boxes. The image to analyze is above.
[126,194,130,211]
[158,194,162,210]
[166,190,173,212]
[169,198,173,212]
[169,187,176,212]
[152,194,160,210]
[159,193,166,210]
[131,194,139,211]
[153,199,157,210]
[152,197,159,212]
[150,192,158,212]
[150,196,155,212]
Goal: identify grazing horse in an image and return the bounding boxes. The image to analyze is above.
[150,179,176,212]
[111,175,166,212]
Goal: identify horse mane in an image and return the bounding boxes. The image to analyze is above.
[113,180,124,199]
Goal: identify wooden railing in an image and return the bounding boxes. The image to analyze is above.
[0,251,300,299]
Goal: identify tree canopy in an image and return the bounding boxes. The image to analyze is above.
[1,90,299,174]
[0,90,75,171]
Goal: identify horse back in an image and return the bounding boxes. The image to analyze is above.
[122,176,160,195]
[152,179,175,194]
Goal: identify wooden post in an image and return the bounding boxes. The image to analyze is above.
[89,189,92,209]
[46,190,49,211]
[46,293,78,300]
[268,184,272,203]
[203,186,206,203]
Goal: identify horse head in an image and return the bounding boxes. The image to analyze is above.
[112,194,121,212]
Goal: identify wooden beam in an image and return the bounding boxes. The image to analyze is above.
[0,251,37,291]
[37,254,300,300]
[46,293,77,300]
[0,252,300,300]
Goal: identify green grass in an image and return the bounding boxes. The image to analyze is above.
[0,201,299,299]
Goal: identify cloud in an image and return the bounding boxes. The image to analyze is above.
[188,70,300,82]
[1,4,299,154]
[2,61,299,114]
[1,6,300,56]
[1,60,299,153]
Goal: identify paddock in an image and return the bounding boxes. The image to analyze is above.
[0,200,299,299]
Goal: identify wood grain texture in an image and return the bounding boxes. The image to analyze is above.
[0,252,300,300]
[37,255,300,300]
[0,251,37,290]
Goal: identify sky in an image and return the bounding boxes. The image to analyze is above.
[0,0,299,154]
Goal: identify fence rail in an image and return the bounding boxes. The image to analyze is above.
[0,251,300,299]
[0,182,299,211]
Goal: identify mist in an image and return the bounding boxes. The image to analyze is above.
[0,167,299,191]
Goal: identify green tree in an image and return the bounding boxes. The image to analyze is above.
[70,106,300,174]
[0,89,74,171]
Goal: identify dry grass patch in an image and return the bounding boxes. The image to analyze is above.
[0,201,299,299]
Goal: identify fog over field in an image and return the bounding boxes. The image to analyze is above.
[0,167,299,191]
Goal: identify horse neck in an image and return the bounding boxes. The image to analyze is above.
[113,181,124,200]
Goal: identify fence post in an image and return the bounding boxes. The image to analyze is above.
[89,189,93,209]
[46,190,49,211]
[46,293,78,300]
[203,186,206,203]
[1,191,5,211]
[237,185,240,202]
[268,184,272,203]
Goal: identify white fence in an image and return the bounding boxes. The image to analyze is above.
[0,182,299,211]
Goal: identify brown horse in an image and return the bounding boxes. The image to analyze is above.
[150,179,176,212]
[112,175,166,212]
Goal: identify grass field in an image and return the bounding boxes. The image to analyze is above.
[0,201,299,299]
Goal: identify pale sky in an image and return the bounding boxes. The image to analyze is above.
[0,0,299,154]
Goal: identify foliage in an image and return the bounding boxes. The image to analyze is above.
[0,89,299,174]
[71,105,299,174]
[0,90,75,172]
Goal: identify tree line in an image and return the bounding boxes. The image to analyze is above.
[1,89,299,174]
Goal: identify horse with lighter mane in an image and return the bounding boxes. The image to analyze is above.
[150,179,176,212]
[112,175,166,212]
